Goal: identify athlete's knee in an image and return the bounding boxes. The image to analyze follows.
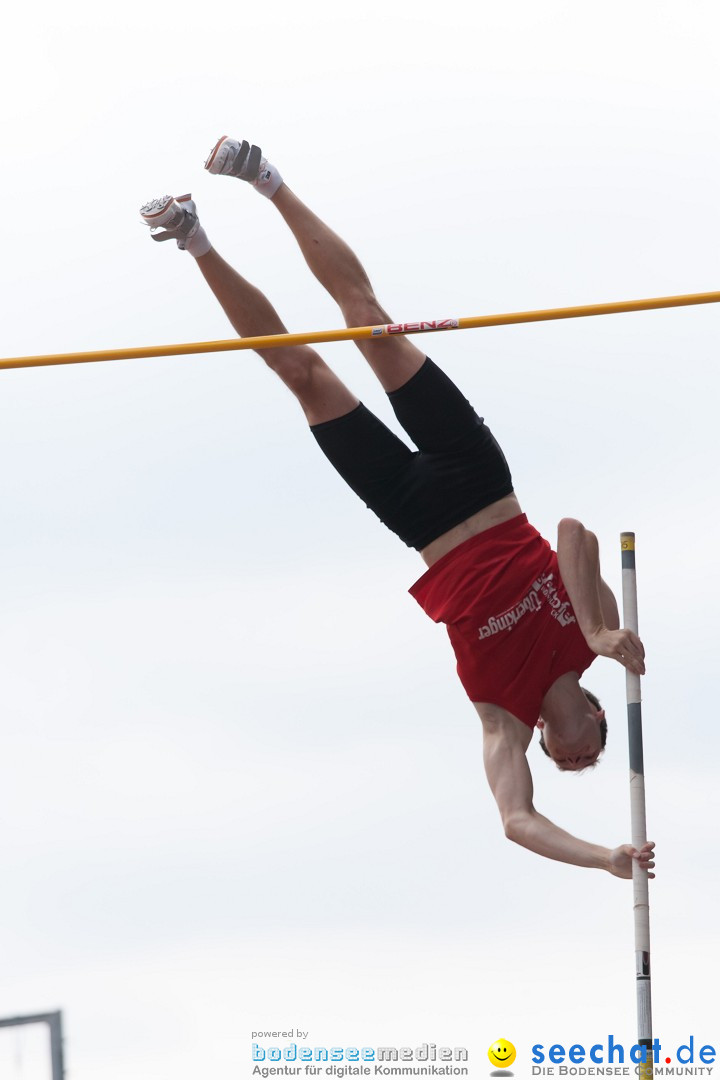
[260,345,322,395]
[340,288,391,330]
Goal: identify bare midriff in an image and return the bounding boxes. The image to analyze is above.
[419,492,524,568]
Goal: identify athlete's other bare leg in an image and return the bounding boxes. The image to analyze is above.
[270,186,426,392]
[194,247,359,425]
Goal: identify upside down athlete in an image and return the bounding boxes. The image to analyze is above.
[141,138,656,880]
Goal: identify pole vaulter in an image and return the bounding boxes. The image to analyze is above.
[8,138,665,1018]
[6,135,661,885]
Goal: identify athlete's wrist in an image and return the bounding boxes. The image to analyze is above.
[598,847,613,873]
[584,625,611,653]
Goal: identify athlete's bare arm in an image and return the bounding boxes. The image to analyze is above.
[479,706,656,877]
[556,518,645,675]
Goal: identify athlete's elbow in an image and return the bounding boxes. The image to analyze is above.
[558,517,589,540]
[503,810,534,844]
[558,518,598,554]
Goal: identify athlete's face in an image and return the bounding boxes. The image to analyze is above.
[539,706,604,771]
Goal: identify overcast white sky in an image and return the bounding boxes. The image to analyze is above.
[1,1,719,1078]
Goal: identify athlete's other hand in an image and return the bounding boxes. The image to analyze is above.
[587,627,645,675]
[608,842,656,880]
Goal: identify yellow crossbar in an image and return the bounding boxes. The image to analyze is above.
[1,291,719,372]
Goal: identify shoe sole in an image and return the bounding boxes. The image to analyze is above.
[140,195,174,224]
[205,136,230,172]
[141,193,193,226]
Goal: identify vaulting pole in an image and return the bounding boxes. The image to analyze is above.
[620,533,653,1079]
[0,289,719,371]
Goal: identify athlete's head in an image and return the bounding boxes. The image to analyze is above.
[537,686,606,771]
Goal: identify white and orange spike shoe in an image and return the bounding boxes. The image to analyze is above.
[204,137,283,198]
[140,193,201,248]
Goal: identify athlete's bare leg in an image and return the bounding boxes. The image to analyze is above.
[270,185,427,392]
[194,247,359,426]
[263,184,523,562]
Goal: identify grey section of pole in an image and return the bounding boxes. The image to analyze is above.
[620,532,653,1077]
[0,1011,65,1080]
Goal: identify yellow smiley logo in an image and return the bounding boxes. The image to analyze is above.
[488,1040,516,1069]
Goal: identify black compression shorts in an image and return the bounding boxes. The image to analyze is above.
[310,357,514,550]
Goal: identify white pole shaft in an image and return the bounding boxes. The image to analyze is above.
[620,532,653,1076]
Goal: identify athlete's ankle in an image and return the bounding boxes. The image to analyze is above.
[254,161,283,199]
[183,227,211,257]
